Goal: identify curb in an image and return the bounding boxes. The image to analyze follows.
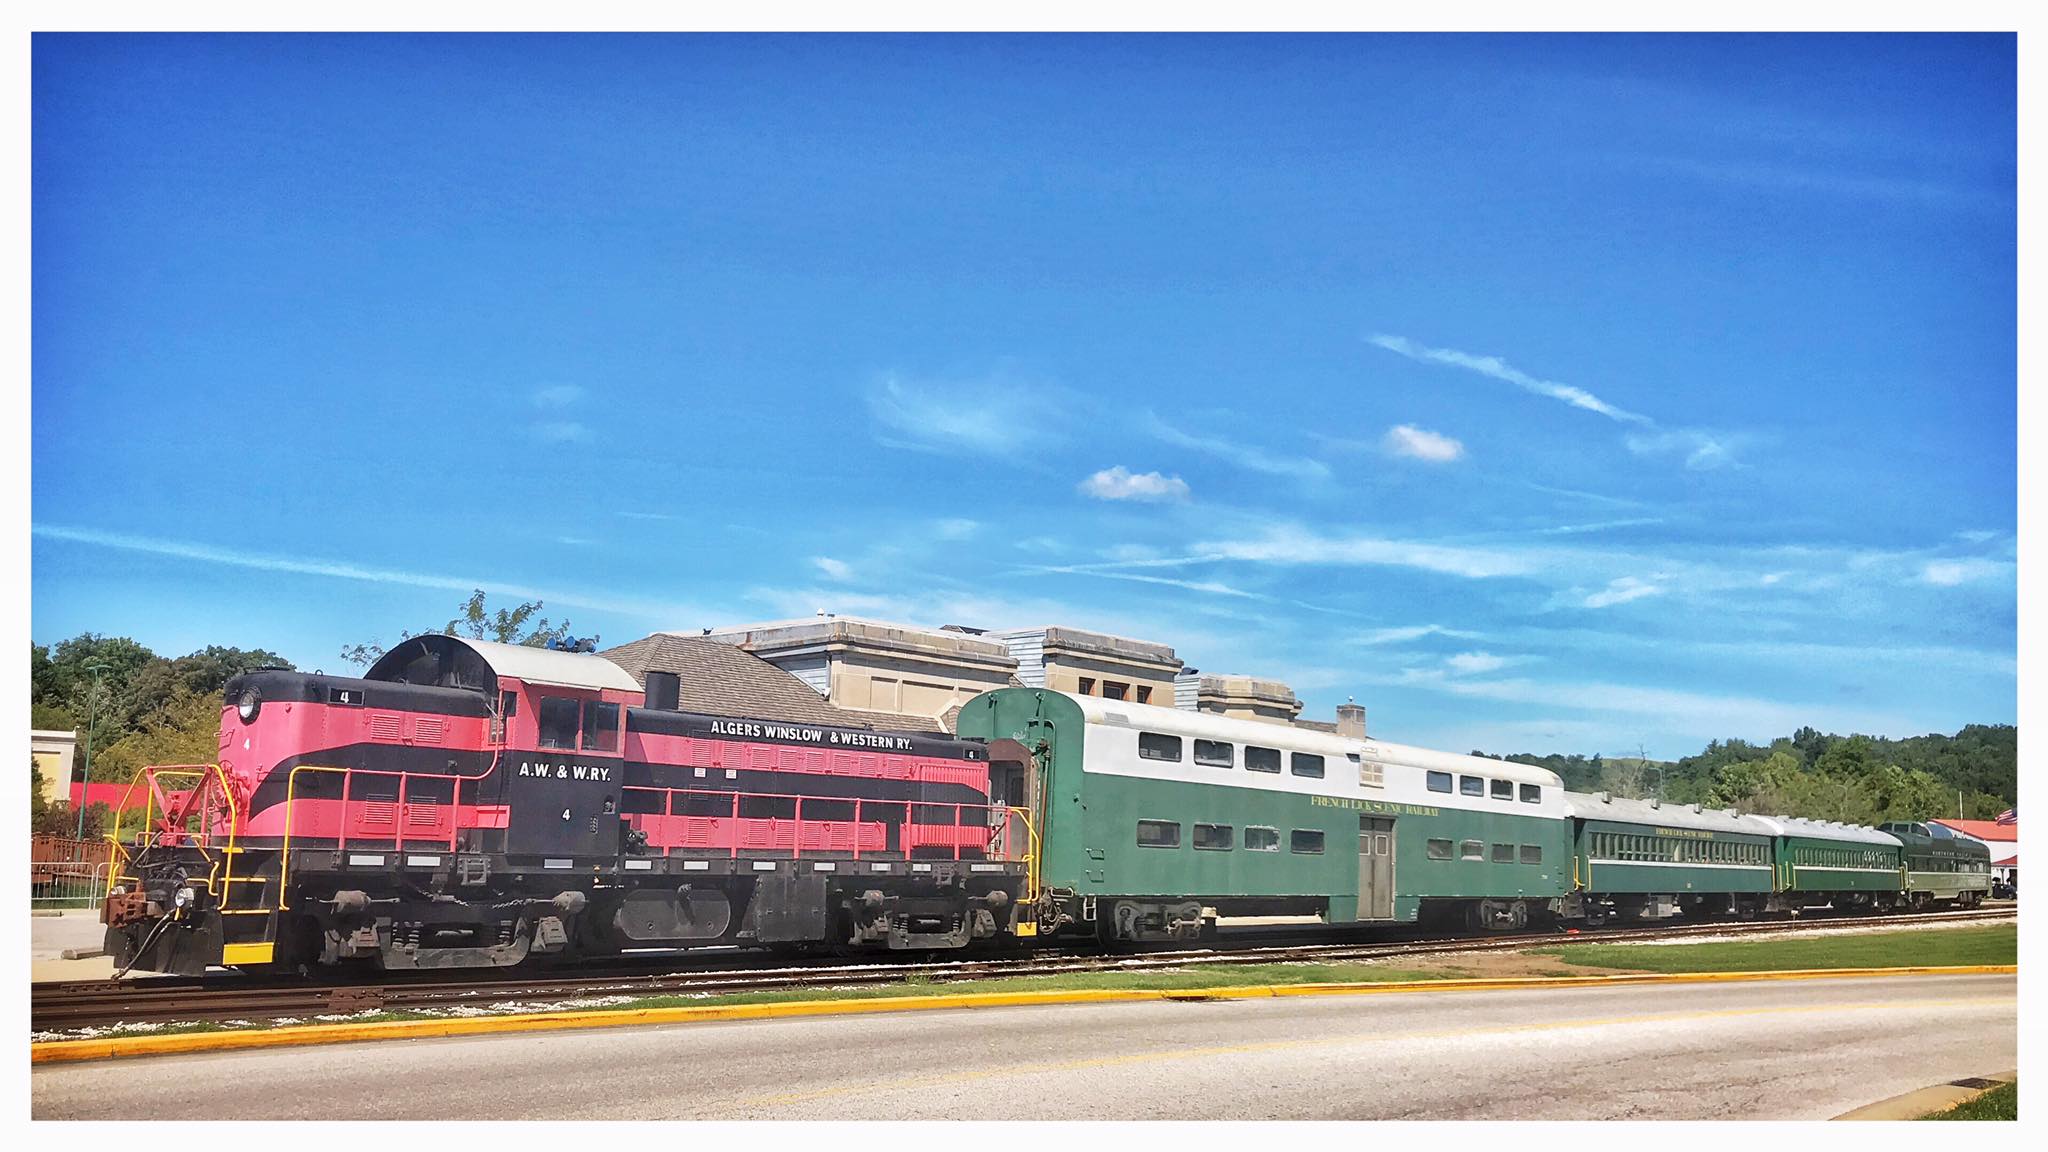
[32,963,2016,1067]
[1834,1069,2017,1120]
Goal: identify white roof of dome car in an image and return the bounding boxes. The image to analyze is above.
[1746,813,1901,846]
[1064,692,1563,788]
[460,637,643,693]
[1561,792,1777,836]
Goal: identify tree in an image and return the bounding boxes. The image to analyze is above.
[341,589,574,667]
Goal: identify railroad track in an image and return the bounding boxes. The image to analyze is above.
[31,907,2013,1035]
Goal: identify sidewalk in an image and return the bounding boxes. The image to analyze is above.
[30,910,116,981]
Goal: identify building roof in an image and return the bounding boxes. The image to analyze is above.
[600,633,950,734]
[369,634,644,694]
[1932,818,2019,842]
[1994,854,2017,868]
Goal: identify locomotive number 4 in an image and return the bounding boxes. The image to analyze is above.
[562,808,572,821]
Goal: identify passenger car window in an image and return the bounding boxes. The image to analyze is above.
[1136,820,1180,848]
[1426,771,1452,793]
[1491,779,1513,800]
[1245,746,1282,774]
[1460,775,1484,796]
[582,700,620,752]
[1426,838,1453,861]
[1194,739,1234,768]
[1520,783,1541,803]
[537,697,580,750]
[1291,753,1325,779]
[1245,826,1281,852]
[1460,839,1484,860]
[1520,845,1543,865]
[1194,823,1234,851]
[1290,829,1325,854]
[1138,733,1183,762]
[1491,843,1515,863]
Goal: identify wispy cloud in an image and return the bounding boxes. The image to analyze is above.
[1370,334,1651,425]
[1521,482,1650,509]
[1358,624,1485,646]
[1623,429,1748,471]
[1372,334,1760,469]
[1444,651,1509,675]
[1920,558,2009,587]
[1194,525,1536,580]
[1383,424,1465,463]
[1644,156,1997,209]
[811,556,853,581]
[1582,575,1664,609]
[32,523,708,622]
[530,421,593,444]
[1078,466,1191,503]
[866,374,1048,458]
[1532,518,1666,536]
[531,384,585,408]
[934,518,980,540]
[1145,413,1330,479]
[617,510,680,522]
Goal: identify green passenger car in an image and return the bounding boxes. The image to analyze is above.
[1753,815,1904,909]
[1564,792,1778,922]
[955,688,1572,941]
[1880,821,1992,907]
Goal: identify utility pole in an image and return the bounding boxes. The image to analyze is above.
[74,663,109,843]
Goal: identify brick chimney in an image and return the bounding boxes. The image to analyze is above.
[1336,698,1366,738]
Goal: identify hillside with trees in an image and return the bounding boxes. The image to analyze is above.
[1477,723,2017,825]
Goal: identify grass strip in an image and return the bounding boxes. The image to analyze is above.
[1539,925,2015,974]
[1925,1080,2016,1121]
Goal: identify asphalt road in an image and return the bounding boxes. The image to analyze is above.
[32,973,2015,1120]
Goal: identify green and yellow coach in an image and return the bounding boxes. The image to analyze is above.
[1880,820,1992,908]
[1752,815,1904,910]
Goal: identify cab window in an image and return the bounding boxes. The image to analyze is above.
[582,701,620,752]
[537,697,580,750]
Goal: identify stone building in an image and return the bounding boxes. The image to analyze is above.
[991,626,1183,707]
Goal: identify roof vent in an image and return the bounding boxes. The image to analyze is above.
[1594,791,1611,803]
[1691,803,1703,814]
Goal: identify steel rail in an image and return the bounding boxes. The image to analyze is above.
[30,906,2012,1035]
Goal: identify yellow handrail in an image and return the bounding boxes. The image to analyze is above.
[280,764,353,911]
[101,763,248,914]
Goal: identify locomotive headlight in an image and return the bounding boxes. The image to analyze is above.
[175,887,195,909]
[237,690,261,724]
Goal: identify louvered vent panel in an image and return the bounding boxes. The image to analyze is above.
[411,717,445,744]
[368,713,404,741]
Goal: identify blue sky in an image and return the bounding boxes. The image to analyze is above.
[32,33,2016,757]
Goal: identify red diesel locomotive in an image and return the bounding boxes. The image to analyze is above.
[101,635,1037,974]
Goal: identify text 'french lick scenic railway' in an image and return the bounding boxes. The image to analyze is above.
[98,634,1989,975]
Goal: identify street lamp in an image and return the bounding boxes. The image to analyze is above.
[75,663,109,842]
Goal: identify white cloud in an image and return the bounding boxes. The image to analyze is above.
[531,384,585,408]
[1383,424,1466,463]
[1370,334,1651,425]
[1920,559,2007,587]
[1078,466,1190,503]
[811,556,853,581]
[1954,529,2000,543]
[1582,576,1663,608]
[933,518,980,540]
[1145,414,1330,479]
[1445,651,1508,675]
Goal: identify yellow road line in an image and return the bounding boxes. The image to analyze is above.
[30,964,2016,1067]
